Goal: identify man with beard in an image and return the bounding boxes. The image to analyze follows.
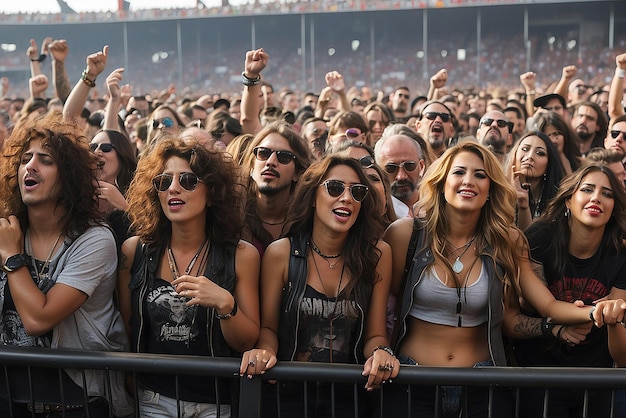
[243,122,312,257]
[389,86,411,122]
[414,100,455,159]
[374,128,426,217]
[604,114,626,160]
[570,101,607,156]
[476,110,513,165]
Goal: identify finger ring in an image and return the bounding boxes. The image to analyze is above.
[378,365,387,372]
[566,339,570,343]
[521,182,531,190]
[248,361,255,367]
[262,359,268,363]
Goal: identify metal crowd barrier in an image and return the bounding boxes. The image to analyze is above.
[0,346,625,417]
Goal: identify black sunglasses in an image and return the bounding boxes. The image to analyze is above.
[480,118,508,128]
[152,172,202,192]
[423,112,451,122]
[253,147,296,165]
[358,155,375,168]
[320,180,368,202]
[152,117,175,130]
[384,161,418,175]
[90,143,115,153]
[611,130,626,139]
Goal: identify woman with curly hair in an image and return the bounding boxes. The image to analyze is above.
[383,142,619,418]
[240,156,398,417]
[118,136,260,417]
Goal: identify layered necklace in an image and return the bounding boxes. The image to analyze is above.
[27,231,64,290]
[310,239,342,269]
[166,237,209,347]
[310,247,345,363]
[446,235,477,274]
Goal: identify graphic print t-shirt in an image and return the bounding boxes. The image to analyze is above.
[523,222,626,367]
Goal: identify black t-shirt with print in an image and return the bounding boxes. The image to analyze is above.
[515,222,626,368]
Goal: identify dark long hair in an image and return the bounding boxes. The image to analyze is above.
[534,112,582,172]
[529,164,626,281]
[284,156,384,299]
[100,130,137,194]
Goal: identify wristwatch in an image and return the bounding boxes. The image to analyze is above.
[2,254,30,273]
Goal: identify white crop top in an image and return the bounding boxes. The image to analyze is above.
[409,263,489,327]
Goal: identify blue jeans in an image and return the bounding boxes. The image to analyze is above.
[138,386,231,418]
[379,356,513,418]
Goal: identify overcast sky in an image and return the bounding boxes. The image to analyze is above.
[0,0,260,14]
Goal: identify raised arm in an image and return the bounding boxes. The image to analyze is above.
[48,39,71,102]
[103,68,125,132]
[608,53,626,121]
[63,45,109,125]
[553,65,577,102]
[520,71,537,120]
[27,38,49,78]
[325,71,350,112]
[427,69,448,101]
[240,48,268,135]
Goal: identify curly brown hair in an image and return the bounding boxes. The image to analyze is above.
[126,135,244,245]
[0,112,101,239]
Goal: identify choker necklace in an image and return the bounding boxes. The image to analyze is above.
[447,236,477,274]
[310,239,342,269]
[260,217,286,226]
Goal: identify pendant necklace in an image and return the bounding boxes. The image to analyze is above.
[310,249,345,363]
[447,235,477,274]
[28,231,64,287]
[166,237,209,348]
[310,239,342,269]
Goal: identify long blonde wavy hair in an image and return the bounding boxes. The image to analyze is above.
[416,141,521,290]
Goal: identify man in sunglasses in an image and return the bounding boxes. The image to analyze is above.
[604,114,626,157]
[415,100,455,159]
[476,110,512,165]
[301,117,328,160]
[374,129,426,217]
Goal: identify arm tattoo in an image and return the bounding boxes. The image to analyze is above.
[118,252,128,272]
[54,61,71,101]
[512,313,542,338]
[532,264,548,287]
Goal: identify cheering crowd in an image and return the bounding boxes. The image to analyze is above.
[1,36,626,418]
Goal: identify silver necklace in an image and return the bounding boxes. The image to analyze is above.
[310,239,342,269]
[448,236,477,274]
[28,231,63,284]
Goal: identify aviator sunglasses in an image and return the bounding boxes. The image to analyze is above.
[152,117,175,130]
[253,147,297,165]
[611,130,626,139]
[320,179,368,202]
[90,143,115,153]
[384,161,418,175]
[152,172,202,192]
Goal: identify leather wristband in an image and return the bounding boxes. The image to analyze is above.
[373,345,395,357]
[81,69,96,88]
[30,54,46,63]
[241,72,261,87]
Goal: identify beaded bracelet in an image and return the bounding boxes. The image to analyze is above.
[373,345,395,357]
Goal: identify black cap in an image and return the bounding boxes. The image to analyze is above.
[533,93,566,109]
[213,98,230,110]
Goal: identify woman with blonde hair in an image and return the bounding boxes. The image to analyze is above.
[384,141,623,417]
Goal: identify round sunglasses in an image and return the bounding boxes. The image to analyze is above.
[90,143,115,153]
[384,160,418,175]
[320,179,368,202]
[253,147,296,165]
[152,172,202,192]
